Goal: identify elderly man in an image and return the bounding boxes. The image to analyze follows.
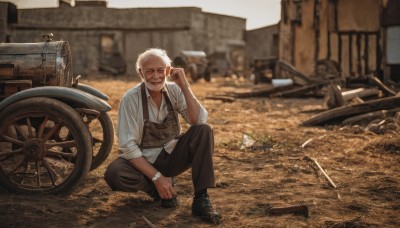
[104,48,221,224]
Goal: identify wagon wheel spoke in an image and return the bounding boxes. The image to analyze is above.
[42,158,56,186]
[1,135,24,146]
[44,122,63,141]
[13,123,28,140]
[37,116,49,139]
[0,155,13,162]
[47,140,76,148]
[46,150,77,159]
[0,148,23,157]
[26,117,34,138]
[7,158,27,175]
[35,160,41,188]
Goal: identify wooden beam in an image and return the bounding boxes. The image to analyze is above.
[368,75,397,96]
[341,108,400,126]
[301,95,400,126]
[341,88,380,101]
[232,84,295,98]
[325,84,345,109]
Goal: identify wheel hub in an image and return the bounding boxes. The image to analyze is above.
[23,139,45,160]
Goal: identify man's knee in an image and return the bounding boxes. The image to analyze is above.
[104,159,122,190]
[192,124,213,135]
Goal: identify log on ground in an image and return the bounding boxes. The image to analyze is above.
[301,95,400,126]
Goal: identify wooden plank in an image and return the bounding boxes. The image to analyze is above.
[341,87,380,101]
[271,83,322,98]
[341,108,400,126]
[276,60,312,86]
[272,79,342,98]
[301,95,400,126]
[325,84,345,109]
[205,95,235,103]
[268,205,309,218]
[232,84,295,98]
[368,75,397,96]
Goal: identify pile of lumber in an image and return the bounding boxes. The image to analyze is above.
[211,60,400,132]
[302,75,400,130]
[230,60,344,99]
[232,60,400,131]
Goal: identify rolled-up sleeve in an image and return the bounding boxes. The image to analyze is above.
[172,84,208,125]
[196,105,208,124]
[117,94,143,160]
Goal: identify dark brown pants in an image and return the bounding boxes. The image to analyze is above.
[104,124,215,194]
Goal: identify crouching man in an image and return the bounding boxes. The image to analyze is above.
[104,48,221,224]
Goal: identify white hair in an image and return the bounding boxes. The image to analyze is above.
[136,48,172,75]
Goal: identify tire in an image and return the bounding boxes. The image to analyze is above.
[0,97,92,195]
[88,112,114,170]
[254,72,261,85]
[204,73,211,82]
[189,64,199,82]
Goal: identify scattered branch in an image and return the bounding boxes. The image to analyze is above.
[304,156,337,188]
[142,216,156,228]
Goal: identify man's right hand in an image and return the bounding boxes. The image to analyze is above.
[154,175,176,199]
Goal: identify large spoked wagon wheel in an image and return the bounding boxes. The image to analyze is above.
[77,109,114,170]
[0,97,92,195]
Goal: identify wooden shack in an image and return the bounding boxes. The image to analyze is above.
[279,0,399,82]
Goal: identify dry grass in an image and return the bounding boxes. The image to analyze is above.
[0,75,399,227]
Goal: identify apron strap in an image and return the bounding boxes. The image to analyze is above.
[140,83,150,123]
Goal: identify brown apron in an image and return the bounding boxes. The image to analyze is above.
[139,83,181,149]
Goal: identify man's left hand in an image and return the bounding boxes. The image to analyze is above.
[169,67,190,89]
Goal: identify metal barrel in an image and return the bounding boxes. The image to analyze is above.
[0,41,73,87]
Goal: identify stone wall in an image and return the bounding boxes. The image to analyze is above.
[205,13,246,75]
[246,24,279,64]
[13,5,246,77]
[0,2,17,43]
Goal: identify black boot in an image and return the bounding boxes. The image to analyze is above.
[192,194,222,224]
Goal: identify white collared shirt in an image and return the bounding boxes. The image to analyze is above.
[117,82,208,163]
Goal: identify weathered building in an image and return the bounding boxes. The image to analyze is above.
[11,1,246,77]
[279,0,399,82]
[246,24,279,65]
[382,0,400,82]
[0,2,17,43]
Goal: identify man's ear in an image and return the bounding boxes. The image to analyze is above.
[138,69,145,80]
[166,66,172,76]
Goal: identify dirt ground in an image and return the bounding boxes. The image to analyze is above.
[1,76,399,228]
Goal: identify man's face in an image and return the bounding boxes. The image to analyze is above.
[140,55,170,92]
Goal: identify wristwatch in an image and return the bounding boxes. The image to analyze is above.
[152,171,161,182]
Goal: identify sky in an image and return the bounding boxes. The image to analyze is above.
[5,0,281,30]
